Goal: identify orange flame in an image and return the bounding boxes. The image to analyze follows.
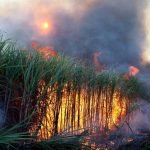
[39,88,127,139]
[124,66,140,80]
[39,46,57,58]
[129,66,140,76]
[31,41,57,58]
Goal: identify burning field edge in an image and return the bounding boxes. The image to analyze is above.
[0,37,150,149]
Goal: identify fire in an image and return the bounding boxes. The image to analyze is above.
[39,46,57,58]
[129,66,140,76]
[38,85,127,139]
[124,66,140,80]
[31,41,57,58]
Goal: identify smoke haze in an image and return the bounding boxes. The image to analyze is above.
[0,0,149,71]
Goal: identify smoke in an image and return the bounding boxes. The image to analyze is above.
[120,100,150,135]
[0,0,149,71]
[56,0,143,68]
[131,103,150,132]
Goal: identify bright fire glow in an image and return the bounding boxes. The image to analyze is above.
[39,46,57,58]
[38,85,127,139]
[124,66,140,80]
[31,41,57,58]
[129,66,140,76]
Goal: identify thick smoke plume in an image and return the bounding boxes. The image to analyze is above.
[0,1,150,81]
[1,0,150,83]
[0,0,147,68]
[0,1,150,78]
[119,100,150,135]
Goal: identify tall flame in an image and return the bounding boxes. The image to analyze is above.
[38,85,127,139]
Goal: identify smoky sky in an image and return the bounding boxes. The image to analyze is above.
[52,0,146,69]
[0,0,147,70]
